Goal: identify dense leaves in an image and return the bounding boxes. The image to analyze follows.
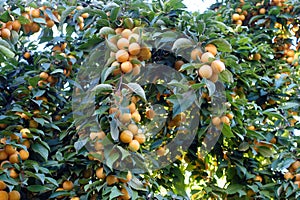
[0,0,299,200]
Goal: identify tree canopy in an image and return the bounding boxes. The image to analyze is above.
[0,0,299,199]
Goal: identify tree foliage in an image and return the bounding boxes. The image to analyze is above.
[0,0,299,199]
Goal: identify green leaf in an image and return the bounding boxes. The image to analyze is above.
[248,15,264,24]
[0,174,18,185]
[262,109,285,121]
[209,20,233,33]
[221,123,234,138]
[110,7,120,22]
[256,146,273,157]
[45,9,59,23]
[32,143,49,161]
[191,83,205,90]
[12,8,21,15]
[35,173,46,184]
[164,0,186,10]
[74,138,88,153]
[196,20,206,35]
[238,142,250,151]
[18,15,31,24]
[105,39,118,52]
[209,38,232,52]
[45,177,59,187]
[0,45,15,58]
[172,38,193,51]
[49,190,70,198]
[117,146,131,160]
[78,36,103,50]
[75,8,107,19]
[91,84,113,93]
[167,80,189,91]
[126,83,147,102]
[94,105,110,116]
[33,90,45,98]
[204,79,215,96]
[226,184,240,194]
[280,102,299,110]
[50,123,61,131]
[33,18,46,24]
[11,30,19,45]
[59,6,76,26]
[27,185,50,193]
[106,148,120,171]
[246,130,265,140]
[31,99,43,107]
[28,2,38,8]
[0,11,12,22]
[50,69,64,74]
[0,38,11,49]
[268,6,281,15]
[179,63,197,71]
[109,186,123,199]
[219,70,234,83]
[33,117,45,126]
[110,119,119,142]
[128,176,148,191]
[167,92,196,117]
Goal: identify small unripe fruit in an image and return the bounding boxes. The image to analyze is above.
[131,110,141,122]
[129,139,140,151]
[205,44,217,56]
[253,53,261,61]
[232,13,240,21]
[1,28,11,39]
[9,153,20,164]
[96,167,106,179]
[0,180,7,190]
[46,20,55,28]
[23,52,31,59]
[119,113,132,124]
[31,9,40,18]
[12,20,21,31]
[120,130,133,143]
[211,60,225,73]
[19,149,29,160]
[0,191,8,200]
[200,52,214,63]
[134,133,146,144]
[274,73,281,79]
[106,175,119,185]
[9,190,20,200]
[239,14,245,21]
[117,38,129,50]
[121,61,133,74]
[191,48,202,61]
[5,145,16,155]
[128,42,141,55]
[116,50,129,62]
[121,29,132,39]
[120,171,132,183]
[198,65,213,79]
[209,73,219,83]
[221,116,230,125]
[175,60,184,70]
[132,65,141,75]
[128,124,138,135]
[90,131,106,140]
[284,172,294,180]
[259,8,266,15]
[212,117,221,126]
